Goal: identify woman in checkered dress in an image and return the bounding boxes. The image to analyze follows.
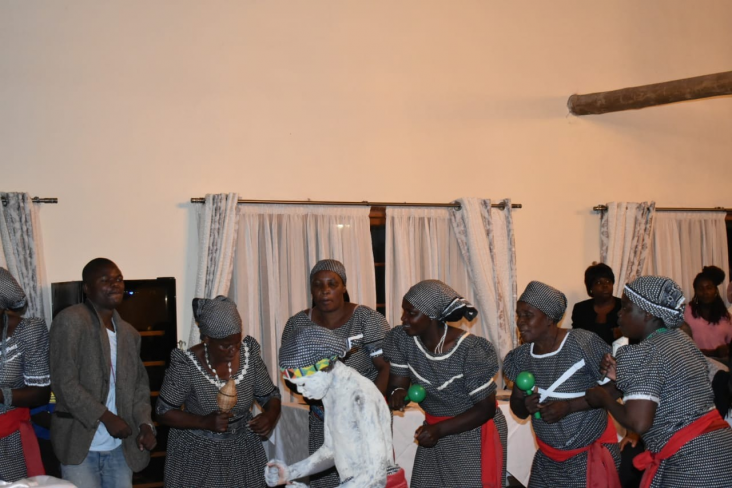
[384,279,507,488]
[156,296,281,488]
[503,281,620,488]
[281,260,390,488]
[586,276,732,488]
[0,268,51,482]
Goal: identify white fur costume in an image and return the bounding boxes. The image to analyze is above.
[265,361,397,488]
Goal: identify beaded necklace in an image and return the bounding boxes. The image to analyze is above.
[204,343,232,388]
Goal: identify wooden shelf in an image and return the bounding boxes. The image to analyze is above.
[143,361,166,367]
[139,330,166,337]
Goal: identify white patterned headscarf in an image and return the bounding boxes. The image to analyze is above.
[518,281,567,323]
[310,259,347,285]
[403,280,478,323]
[624,276,686,329]
[193,296,242,339]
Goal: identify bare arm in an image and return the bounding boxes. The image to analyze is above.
[416,393,496,447]
[1,386,50,408]
[585,387,657,434]
[386,373,411,411]
[372,356,390,395]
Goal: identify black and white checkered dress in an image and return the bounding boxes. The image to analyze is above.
[0,318,50,482]
[615,329,732,488]
[503,329,619,488]
[281,305,389,488]
[384,325,508,488]
[155,336,280,488]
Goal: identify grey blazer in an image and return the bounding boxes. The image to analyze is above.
[49,302,152,471]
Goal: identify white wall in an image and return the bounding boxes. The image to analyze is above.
[2,1,731,339]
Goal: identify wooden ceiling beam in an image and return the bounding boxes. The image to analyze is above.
[568,70,732,116]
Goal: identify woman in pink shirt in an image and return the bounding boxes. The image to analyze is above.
[684,266,732,358]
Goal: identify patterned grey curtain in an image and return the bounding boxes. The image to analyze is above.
[450,197,518,370]
[600,202,656,296]
[187,193,240,348]
[0,192,48,320]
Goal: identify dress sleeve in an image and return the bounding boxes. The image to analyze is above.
[246,337,281,406]
[281,315,298,346]
[360,307,390,359]
[575,330,612,384]
[155,349,192,416]
[383,327,409,377]
[615,343,664,405]
[502,345,527,383]
[18,318,51,387]
[464,337,499,403]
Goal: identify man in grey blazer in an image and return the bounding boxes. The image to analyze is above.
[50,258,157,488]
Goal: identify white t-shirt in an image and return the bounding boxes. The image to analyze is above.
[90,323,122,451]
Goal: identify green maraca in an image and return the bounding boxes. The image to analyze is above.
[516,371,540,419]
[405,384,426,403]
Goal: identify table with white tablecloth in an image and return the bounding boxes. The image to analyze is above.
[266,392,537,487]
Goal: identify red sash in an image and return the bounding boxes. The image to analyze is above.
[536,417,620,488]
[633,409,730,488]
[385,467,409,488]
[0,407,45,477]
[424,407,503,488]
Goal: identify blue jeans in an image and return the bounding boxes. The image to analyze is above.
[61,446,132,488]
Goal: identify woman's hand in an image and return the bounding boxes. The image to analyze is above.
[599,353,617,381]
[619,431,640,451]
[538,400,570,424]
[522,390,541,416]
[249,410,278,438]
[389,387,409,412]
[585,386,611,409]
[264,459,290,487]
[414,423,442,448]
[136,424,157,451]
[203,411,233,433]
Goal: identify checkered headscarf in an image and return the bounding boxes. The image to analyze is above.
[310,259,347,285]
[0,268,26,311]
[403,280,478,323]
[279,326,348,371]
[624,276,686,328]
[518,281,567,323]
[192,296,242,339]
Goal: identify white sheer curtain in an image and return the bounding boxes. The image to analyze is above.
[229,204,375,400]
[600,202,656,296]
[384,207,474,332]
[643,211,730,302]
[187,193,240,348]
[0,192,51,322]
[450,198,518,366]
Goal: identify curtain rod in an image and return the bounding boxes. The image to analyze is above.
[1,197,58,206]
[190,198,522,210]
[593,204,731,213]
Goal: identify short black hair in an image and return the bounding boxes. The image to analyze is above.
[584,263,615,295]
[82,258,118,284]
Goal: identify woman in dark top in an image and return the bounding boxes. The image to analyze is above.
[571,263,622,345]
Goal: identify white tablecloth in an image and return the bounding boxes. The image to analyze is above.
[270,392,537,487]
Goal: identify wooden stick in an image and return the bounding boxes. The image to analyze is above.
[568,71,732,115]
